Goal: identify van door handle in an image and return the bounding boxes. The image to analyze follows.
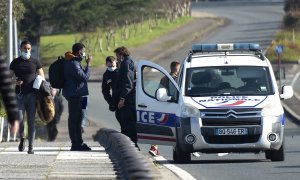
[138,104,147,108]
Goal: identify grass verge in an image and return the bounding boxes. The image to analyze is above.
[41,16,192,67]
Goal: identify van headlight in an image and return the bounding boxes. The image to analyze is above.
[261,101,283,117]
[181,103,200,118]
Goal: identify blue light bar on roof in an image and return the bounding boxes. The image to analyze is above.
[192,43,260,53]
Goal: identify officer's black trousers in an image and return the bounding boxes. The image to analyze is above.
[119,105,137,144]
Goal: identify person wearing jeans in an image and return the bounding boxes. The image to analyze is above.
[10,40,44,154]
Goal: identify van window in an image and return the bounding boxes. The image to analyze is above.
[142,66,178,99]
[185,66,273,96]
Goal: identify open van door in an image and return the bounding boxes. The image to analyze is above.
[136,60,179,146]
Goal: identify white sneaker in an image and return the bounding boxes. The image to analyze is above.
[192,152,201,157]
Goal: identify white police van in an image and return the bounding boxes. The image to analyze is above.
[136,43,293,163]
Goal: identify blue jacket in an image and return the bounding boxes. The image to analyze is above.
[62,52,90,98]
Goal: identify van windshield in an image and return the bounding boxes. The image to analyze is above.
[185,66,274,96]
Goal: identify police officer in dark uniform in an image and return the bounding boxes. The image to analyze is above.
[114,46,138,148]
[101,56,123,132]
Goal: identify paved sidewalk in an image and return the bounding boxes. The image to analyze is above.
[0,113,117,180]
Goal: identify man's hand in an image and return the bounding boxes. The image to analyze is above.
[109,104,117,112]
[86,54,92,66]
[10,120,19,134]
[15,80,23,85]
[118,99,125,109]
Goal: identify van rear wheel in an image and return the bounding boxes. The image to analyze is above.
[269,144,284,162]
[173,145,191,164]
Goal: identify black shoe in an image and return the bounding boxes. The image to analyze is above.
[27,146,34,154]
[135,143,140,151]
[70,143,91,151]
[18,138,25,152]
[79,143,91,151]
[70,145,79,151]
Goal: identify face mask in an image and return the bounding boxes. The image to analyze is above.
[21,51,30,60]
[107,67,117,72]
[79,52,86,59]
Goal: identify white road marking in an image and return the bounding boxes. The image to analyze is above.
[57,151,109,160]
[192,152,201,157]
[291,72,300,87]
[217,153,229,157]
[154,156,196,180]
[0,146,109,158]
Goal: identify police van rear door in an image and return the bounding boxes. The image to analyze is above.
[136,60,179,146]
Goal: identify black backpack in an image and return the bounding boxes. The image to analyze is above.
[49,56,65,89]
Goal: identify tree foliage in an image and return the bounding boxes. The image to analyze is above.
[284,0,300,13]
[19,0,191,44]
[0,0,25,44]
[284,0,300,29]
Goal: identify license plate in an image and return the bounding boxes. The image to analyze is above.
[215,128,248,135]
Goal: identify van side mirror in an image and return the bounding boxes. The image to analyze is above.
[280,86,293,100]
[156,88,171,102]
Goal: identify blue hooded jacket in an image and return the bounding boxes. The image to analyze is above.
[62,51,90,98]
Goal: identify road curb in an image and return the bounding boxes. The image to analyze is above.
[282,91,300,125]
[94,128,156,179]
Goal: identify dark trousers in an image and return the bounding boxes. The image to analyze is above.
[17,92,36,146]
[47,119,58,141]
[115,109,123,133]
[67,97,83,147]
[119,105,137,144]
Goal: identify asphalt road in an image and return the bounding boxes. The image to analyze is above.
[86,0,300,180]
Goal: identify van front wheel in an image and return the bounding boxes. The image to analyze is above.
[173,145,191,164]
[269,144,285,162]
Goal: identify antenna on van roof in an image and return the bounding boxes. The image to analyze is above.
[187,51,193,62]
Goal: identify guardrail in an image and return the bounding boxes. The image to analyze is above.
[94,128,153,179]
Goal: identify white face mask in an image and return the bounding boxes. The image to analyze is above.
[21,51,31,60]
[79,52,86,59]
[107,67,117,72]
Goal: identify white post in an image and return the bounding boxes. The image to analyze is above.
[7,0,13,65]
[6,118,10,142]
[13,19,19,58]
[0,117,4,142]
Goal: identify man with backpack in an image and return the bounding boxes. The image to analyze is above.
[62,42,92,151]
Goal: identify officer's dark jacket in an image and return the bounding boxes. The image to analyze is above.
[102,69,119,106]
[118,56,136,106]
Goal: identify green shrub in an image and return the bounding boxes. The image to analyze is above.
[265,30,300,62]
[284,12,300,29]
